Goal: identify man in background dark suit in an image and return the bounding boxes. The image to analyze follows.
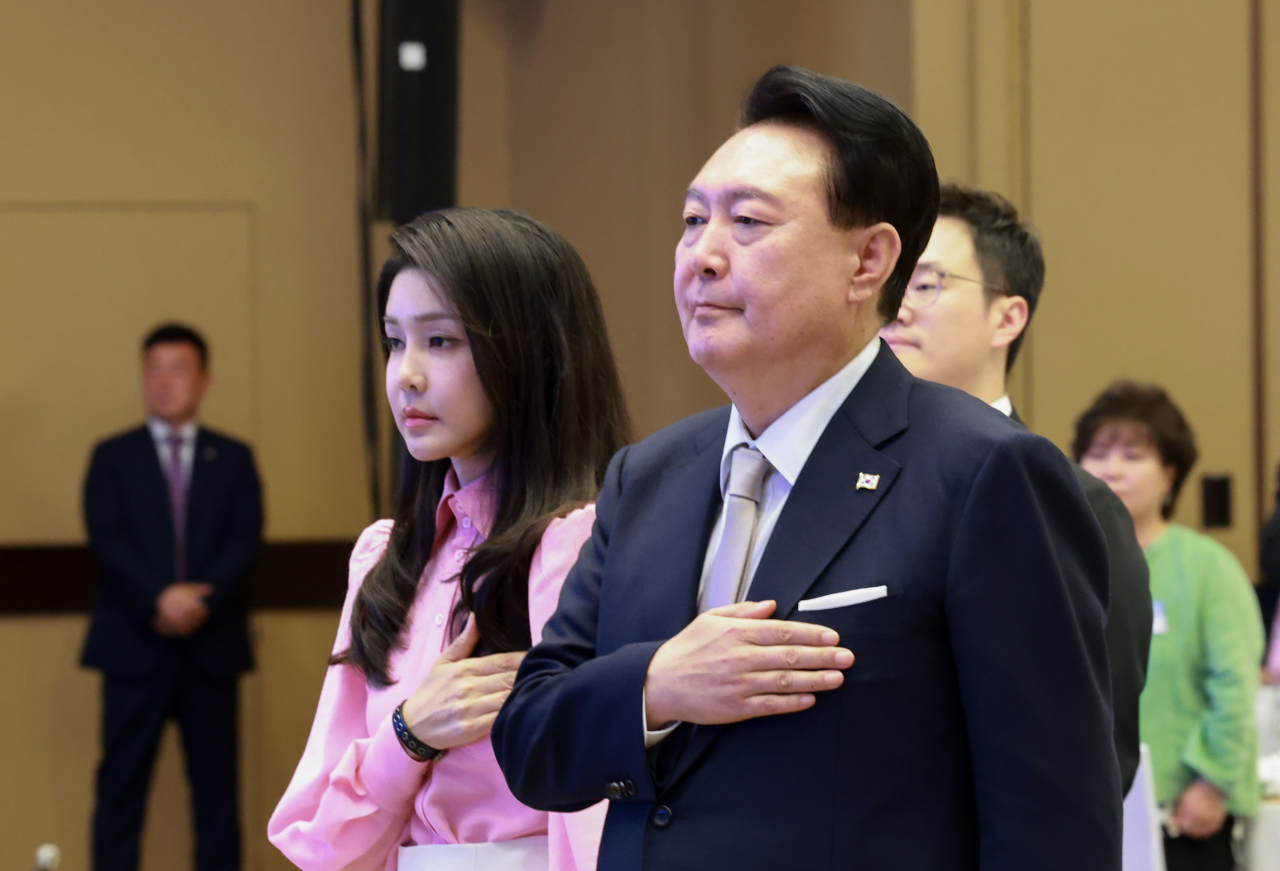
[83,323,262,871]
[879,182,1153,794]
[494,67,1122,870]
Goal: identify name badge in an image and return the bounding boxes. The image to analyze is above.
[1152,601,1169,636]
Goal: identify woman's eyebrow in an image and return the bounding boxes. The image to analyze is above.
[382,312,459,325]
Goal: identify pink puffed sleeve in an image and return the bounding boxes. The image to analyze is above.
[268,521,430,871]
[527,506,609,871]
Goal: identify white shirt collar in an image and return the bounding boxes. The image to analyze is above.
[720,337,881,494]
[990,395,1013,417]
[148,417,199,443]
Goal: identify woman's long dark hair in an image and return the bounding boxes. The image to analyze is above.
[338,208,630,687]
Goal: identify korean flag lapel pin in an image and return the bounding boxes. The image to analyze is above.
[856,472,880,491]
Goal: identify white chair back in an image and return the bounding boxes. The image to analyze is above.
[1122,743,1166,871]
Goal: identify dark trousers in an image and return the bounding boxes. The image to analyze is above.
[92,661,240,871]
[1164,816,1236,871]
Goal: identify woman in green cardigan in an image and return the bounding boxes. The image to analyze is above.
[1075,381,1263,871]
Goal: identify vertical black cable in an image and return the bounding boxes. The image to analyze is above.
[351,0,383,518]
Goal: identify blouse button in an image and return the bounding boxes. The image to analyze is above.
[434,613,444,627]
[454,550,465,562]
[462,516,472,529]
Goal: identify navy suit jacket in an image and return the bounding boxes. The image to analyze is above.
[1009,408,1152,794]
[493,344,1122,871]
[81,424,263,679]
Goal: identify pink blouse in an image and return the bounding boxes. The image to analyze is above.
[268,471,606,871]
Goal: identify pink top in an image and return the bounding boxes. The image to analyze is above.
[268,470,606,871]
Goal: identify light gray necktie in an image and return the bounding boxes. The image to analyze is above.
[701,446,772,612]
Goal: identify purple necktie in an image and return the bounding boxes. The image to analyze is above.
[166,432,187,581]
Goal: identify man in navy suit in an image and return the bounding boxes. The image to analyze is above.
[493,67,1122,870]
[83,323,262,871]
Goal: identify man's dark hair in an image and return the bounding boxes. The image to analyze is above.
[1071,381,1199,520]
[938,183,1044,370]
[740,65,940,322]
[143,322,209,370]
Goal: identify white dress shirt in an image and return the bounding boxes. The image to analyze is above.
[147,417,199,486]
[991,395,1013,417]
[644,337,883,746]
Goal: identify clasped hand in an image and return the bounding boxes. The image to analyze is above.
[152,581,212,637]
[644,600,854,728]
[401,615,525,751]
[1171,778,1228,839]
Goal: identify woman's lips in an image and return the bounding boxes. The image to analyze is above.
[402,409,436,429]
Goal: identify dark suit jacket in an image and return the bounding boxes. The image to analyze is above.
[81,424,263,679]
[493,345,1122,871]
[1010,408,1152,794]
[1257,465,1280,638]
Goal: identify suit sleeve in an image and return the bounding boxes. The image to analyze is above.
[1180,545,1265,805]
[946,432,1122,871]
[201,443,264,616]
[492,446,666,812]
[83,443,168,622]
[1081,471,1152,795]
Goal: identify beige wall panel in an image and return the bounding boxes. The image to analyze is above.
[0,616,99,871]
[457,0,513,209]
[911,0,1036,414]
[1264,0,1280,530]
[0,0,369,541]
[0,208,254,544]
[912,0,976,183]
[0,611,341,871]
[1026,1,1256,572]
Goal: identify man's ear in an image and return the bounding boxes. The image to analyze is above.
[848,222,902,305]
[991,295,1030,352]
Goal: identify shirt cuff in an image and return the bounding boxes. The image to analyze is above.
[361,709,432,808]
[642,688,680,749]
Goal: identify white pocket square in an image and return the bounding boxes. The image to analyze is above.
[797,585,888,612]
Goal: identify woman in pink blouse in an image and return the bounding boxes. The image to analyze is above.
[269,209,630,871]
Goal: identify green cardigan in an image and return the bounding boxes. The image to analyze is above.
[1141,524,1264,815]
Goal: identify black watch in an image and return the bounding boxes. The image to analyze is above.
[392,701,445,762]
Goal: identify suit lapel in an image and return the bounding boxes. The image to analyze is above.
[639,414,727,640]
[750,342,912,616]
[186,429,220,547]
[664,342,914,790]
[745,413,900,618]
[130,426,172,518]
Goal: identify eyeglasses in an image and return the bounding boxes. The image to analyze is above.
[902,265,1008,310]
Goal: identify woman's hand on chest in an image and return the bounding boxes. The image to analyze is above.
[400,615,526,750]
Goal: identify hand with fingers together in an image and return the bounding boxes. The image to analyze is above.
[400,615,527,752]
[643,599,854,729]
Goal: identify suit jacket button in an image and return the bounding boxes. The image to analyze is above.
[623,779,637,797]
[651,805,673,828]
[605,782,623,801]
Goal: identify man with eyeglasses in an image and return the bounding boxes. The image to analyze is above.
[881,182,1152,796]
